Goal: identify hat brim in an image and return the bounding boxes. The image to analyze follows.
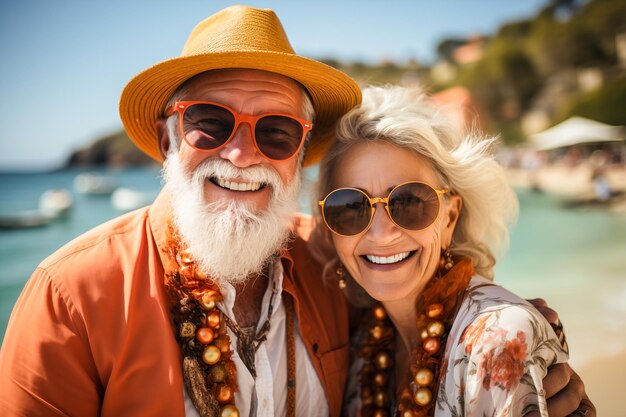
[119,51,361,166]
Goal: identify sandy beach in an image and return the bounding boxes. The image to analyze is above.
[577,349,626,417]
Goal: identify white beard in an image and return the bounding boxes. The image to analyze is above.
[163,152,302,287]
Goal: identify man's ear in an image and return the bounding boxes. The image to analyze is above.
[156,117,171,160]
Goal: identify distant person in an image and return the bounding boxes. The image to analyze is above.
[0,5,594,417]
[313,85,595,417]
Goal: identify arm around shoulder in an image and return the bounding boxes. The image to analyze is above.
[445,306,568,417]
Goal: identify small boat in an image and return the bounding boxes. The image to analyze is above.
[0,210,51,229]
[111,187,154,212]
[73,172,117,195]
[39,189,73,218]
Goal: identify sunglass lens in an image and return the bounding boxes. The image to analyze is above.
[323,189,372,236]
[389,183,440,230]
[183,104,235,150]
[255,116,304,159]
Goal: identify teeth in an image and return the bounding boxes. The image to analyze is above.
[216,178,263,191]
[365,252,411,265]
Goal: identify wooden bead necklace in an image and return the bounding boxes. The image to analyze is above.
[357,257,474,417]
[164,224,297,417]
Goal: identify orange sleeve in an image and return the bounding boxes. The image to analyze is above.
[0,268,102,416]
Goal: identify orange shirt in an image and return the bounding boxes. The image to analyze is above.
[0,190,349,417]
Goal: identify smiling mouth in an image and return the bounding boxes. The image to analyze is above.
[363,251,414,265]
[210,177,268,192]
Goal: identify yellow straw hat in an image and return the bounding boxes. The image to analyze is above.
[119,5,361,166]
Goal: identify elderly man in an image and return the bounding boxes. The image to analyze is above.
[0,5,593,417]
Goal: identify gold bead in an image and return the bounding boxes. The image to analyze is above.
[202,345,221,365]
[427,321,445,337]
[200,290,218,310]
[375,352,392,370]
[414,368,434,386]
[370,325,385,340]
[373,306,387,321]
[220,404,239,417]
[420,329,429,340]
[426,303,444,318]
[423,337,441,354]
[374,389,390,407]
[413,387,432,406]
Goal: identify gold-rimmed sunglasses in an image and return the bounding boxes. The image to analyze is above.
[318,181,450,237]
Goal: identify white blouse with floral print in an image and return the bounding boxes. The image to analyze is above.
[344,275,569,417]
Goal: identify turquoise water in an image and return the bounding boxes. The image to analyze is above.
[1,167,625,369]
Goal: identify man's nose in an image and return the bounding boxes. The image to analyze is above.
[218,122,264,167]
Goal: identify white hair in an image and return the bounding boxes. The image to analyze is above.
[163,119,302,286]
[315,85,519,279]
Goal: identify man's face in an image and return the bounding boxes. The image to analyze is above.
[166,69,305,212]
[161,69,307,284]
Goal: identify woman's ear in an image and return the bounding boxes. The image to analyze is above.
[156,117,171,160]
[442,194,462,244]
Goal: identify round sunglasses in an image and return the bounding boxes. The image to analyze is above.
[318,181,450,237]
[165,101,313,160]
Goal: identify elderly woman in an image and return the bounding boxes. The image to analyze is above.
[314,85,569,417]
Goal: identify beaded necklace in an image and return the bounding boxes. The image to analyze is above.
[358,258,474,417]
[164,224,296,417]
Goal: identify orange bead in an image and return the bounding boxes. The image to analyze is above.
[373,306,387,321]
[196,327,215,345]
[219,404,239,417]
[216,384,234,403]
[214,336,231,353]
[423,337,440,354]
[206,310,221,328]
[426,303,444,318]
[373,372,388,387]
[370,325,385,340]
[202,345,221,365]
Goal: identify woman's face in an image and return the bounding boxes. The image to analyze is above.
[328,141,461,303]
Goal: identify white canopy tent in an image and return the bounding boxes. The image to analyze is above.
[529,116,624,151]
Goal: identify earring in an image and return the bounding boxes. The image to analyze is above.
[337,264,347,289]
[439,247,454,274]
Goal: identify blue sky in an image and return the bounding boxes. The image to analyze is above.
[0,0,547,170]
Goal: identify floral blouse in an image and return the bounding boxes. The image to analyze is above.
[344,275,569,417]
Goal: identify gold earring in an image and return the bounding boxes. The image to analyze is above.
[439,247,454,274]
[337,264,347,289]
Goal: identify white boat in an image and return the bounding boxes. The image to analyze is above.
[39,189,73,218]
[111,187,154,212]
[73,172,117,195]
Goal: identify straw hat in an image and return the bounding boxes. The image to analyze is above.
[119,5,361,166]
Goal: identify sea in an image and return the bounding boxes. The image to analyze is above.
[1,166,625,372]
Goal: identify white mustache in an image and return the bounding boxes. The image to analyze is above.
[191,158,283,194]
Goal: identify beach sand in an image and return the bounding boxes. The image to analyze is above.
[577,349,626,417]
